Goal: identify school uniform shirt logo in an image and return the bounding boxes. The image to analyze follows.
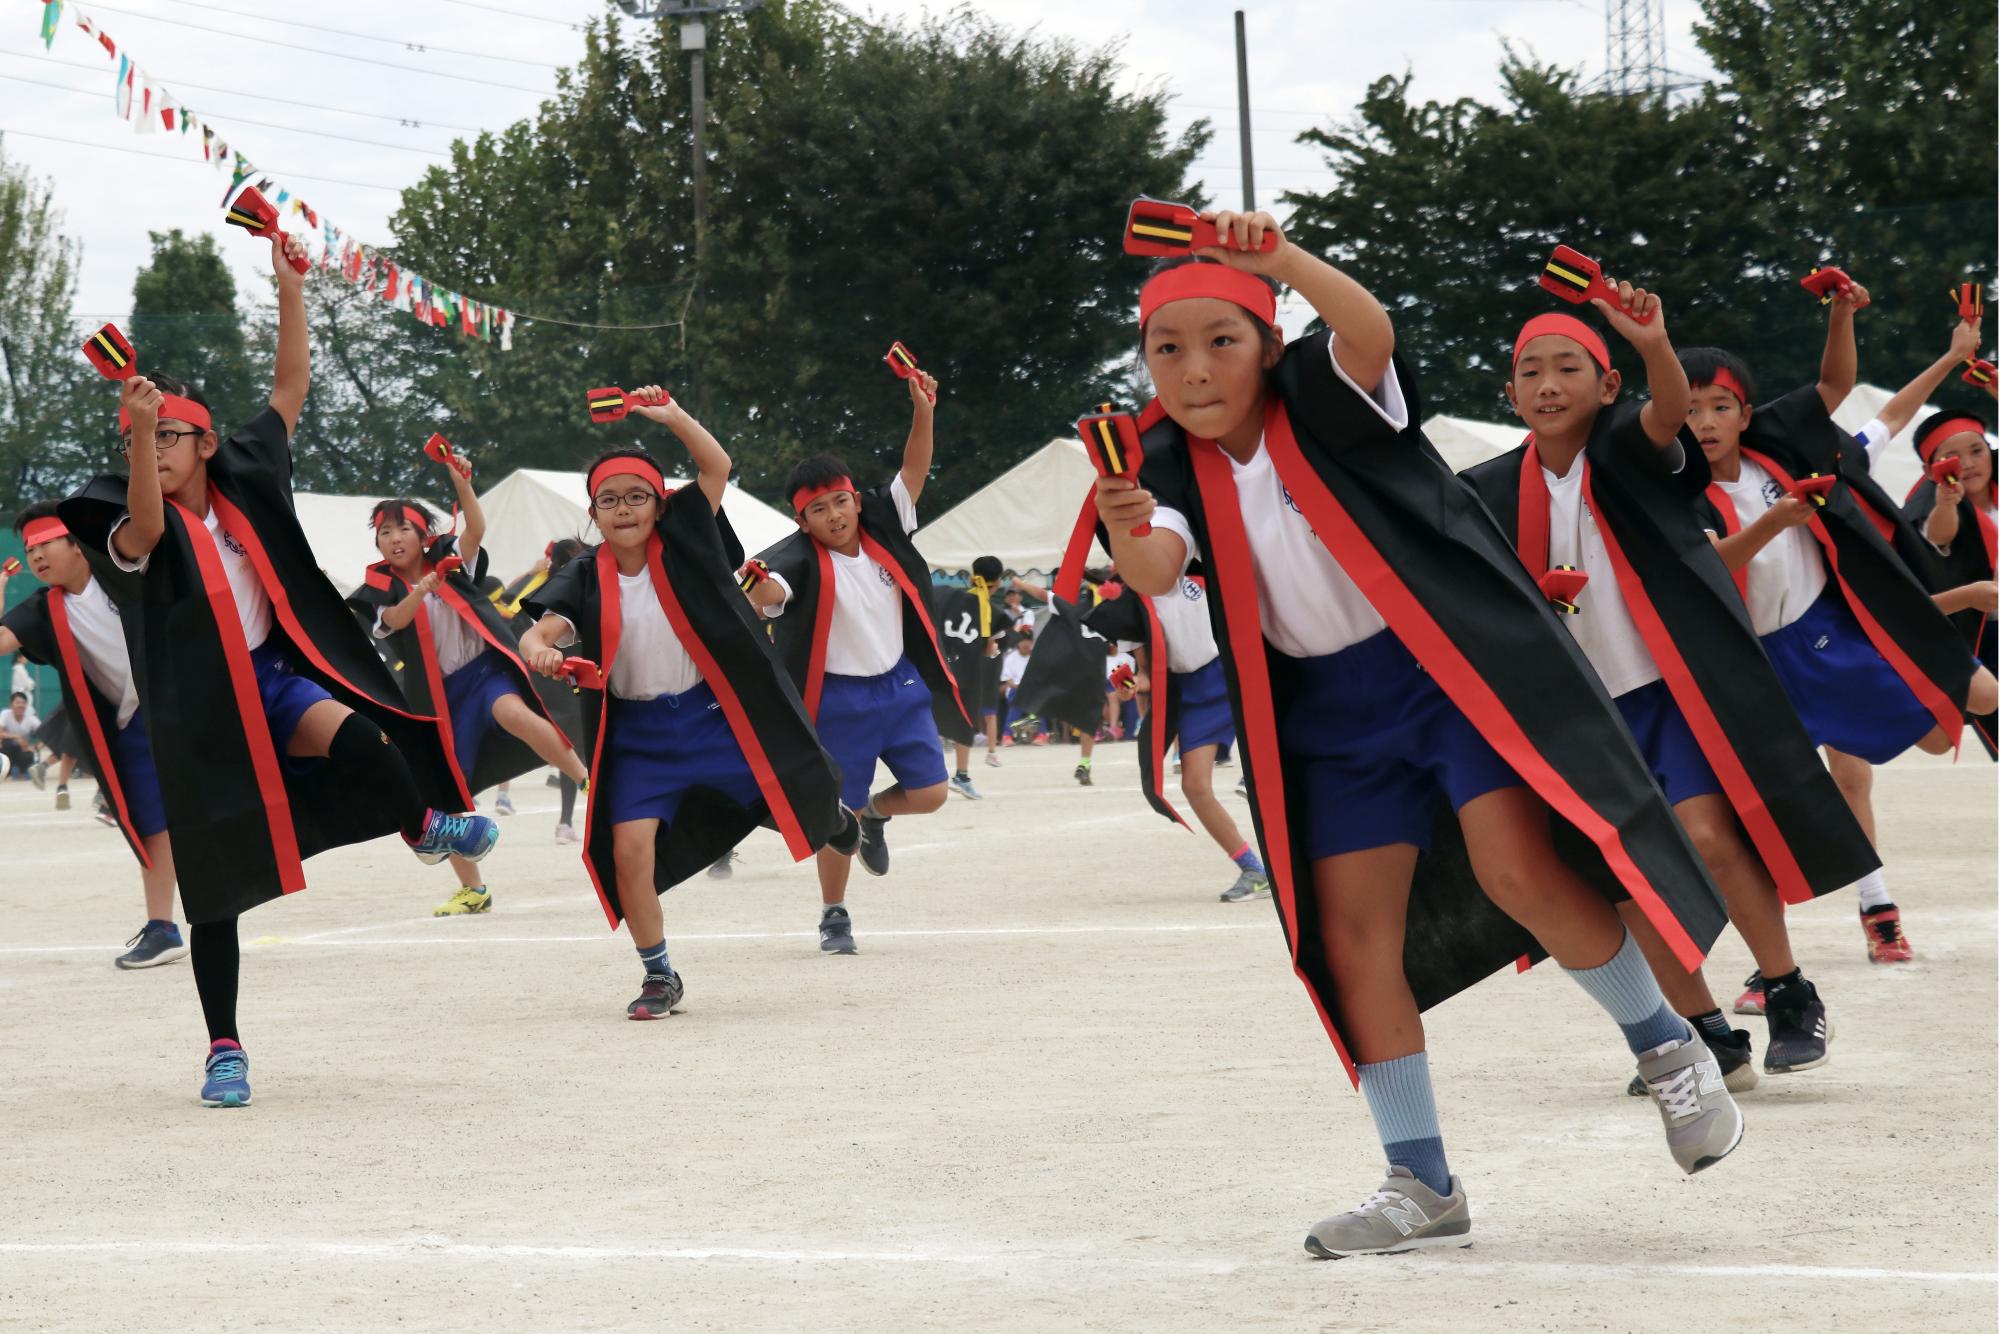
[219,528,248,558]
[1281,486,1302,516]
[1180,578,1201,601]
[1762,479,1785,507]
[877,565,896,588]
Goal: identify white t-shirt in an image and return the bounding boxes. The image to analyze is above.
[765,476,919,677]
[9,658,33,708]
[0,704,39,741]
[1106,649,1136,682]
[376,592,485,676]
[1148,333,1404,660]
[64,578,142,728]
[1543,458,1662,698]
[1711,458,1828,635]
[542,571,703,701]
[1150,576,1220,675]
[1003,604,1034,632]
[112,505,274,650]
[1852,416,1889,471]
[999,647,1030,687]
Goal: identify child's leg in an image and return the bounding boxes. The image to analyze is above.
[287,700,429,838]
[559,775,579,826]
[448,853,483,888]
[140,831,178,924]
[1618,901,1719,1018]
[1179,745,1255,861]
[816,845,852,907]
[190,915,241,1043]
[491,693,588,783]
[1672,793,1794,978]
[953,742,971,773]
[57,753,76,785]
[613,818,665,961]
[869,781,948,818]
[1825,747,1878,844]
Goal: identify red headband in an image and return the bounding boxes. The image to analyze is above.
[374,504,431,533]
[1513,314,1610,371]
[1693,368,1751,405]
[1917,416,1992,463]
[1138,265,1277,331]
[587,456,667,501]
[117,395,213,433]
[793,477,857,515]
[21,517,69,547]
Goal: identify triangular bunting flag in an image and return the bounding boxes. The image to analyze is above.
[41,2,63,51]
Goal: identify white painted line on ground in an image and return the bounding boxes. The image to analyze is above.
[0,1237,1991,1286]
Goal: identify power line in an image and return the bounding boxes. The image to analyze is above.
[0,51,490,133]
[0,126,406,192]
[0,74,452,158]
[82,3,560,93]
[437,0,595,29]
[146,0,566,71]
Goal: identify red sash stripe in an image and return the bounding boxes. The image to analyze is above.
[859,531,970,729]
[1138,594,1187,829]
[46,590,150,868]
[1699,483,1752,603]
[804,542,837,721]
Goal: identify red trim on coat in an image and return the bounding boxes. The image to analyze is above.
[1257,404,1703,968]
[172,498,306,895]
[430,565,572,752]
[803,542,836,720]
[859,530,971,730]
[578,543,623,925]
[407,598,473,808]
[1054,492,1099,605]
[1138,594,1188,829]
[46,590,150,868]
[1744,447,1962,744]
[1699,483,1753,603]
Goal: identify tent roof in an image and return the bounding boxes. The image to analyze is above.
[915,438,1108,575]
[1422,414,1527,473]
[293,492,397,596]
[474,468,800,587]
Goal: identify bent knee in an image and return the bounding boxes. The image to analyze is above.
[906,783,948,815]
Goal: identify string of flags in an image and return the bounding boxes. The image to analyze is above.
[36,0,514,350]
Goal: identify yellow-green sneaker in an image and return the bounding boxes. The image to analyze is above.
[433,886,492,917]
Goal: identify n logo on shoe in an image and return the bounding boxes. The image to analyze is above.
[1699,1063,1724,1096]
[1379,1196,1430,1238]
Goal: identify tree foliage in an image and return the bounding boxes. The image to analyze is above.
[130,229,261,428]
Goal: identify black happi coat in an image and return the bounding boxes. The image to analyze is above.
[1,585,150,865]
[1706,386,1976,744]
[1902,476,1997,756]
[347,532,575,799]
[60,408,463,923]
[1082,584,1193,828]
[1132,334,1725,1077]
[931,581,1011,743]
[1462,403,1877,907]
[1011,591,1111,737]
[754,480,969,729]
[523,484,844,926]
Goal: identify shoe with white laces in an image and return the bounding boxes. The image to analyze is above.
[405,809,500,865]
[1303,1167,1472,1258]
[1635,1026,1743,1174]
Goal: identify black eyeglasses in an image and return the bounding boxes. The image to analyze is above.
[119,428,202,454]
[592,489,659,512]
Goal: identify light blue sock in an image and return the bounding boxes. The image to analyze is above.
[636,940,670,977]
[1230,843,1264,874]
[1562,931,1689,1056]
[1357,1052,1451,1197]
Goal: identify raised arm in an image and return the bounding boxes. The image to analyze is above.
[379,571,441,632]
[517,612,571,677]
[1924,477,1964,549]
[630,386,729,513]
[1709,494,1813,570]
[900,371,938,505]
[268,234,311,434]
[1816,282,1871,414]
[447,455,483,570]
[115,376,167,562]
[1878,319,1983,439]
[1591,281,1687,447]
[0,627,18,659]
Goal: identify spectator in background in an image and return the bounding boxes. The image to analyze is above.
[0,689,41,780]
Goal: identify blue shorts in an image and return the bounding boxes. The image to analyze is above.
[603,682,762,827]
[1281,630,1521,860]
[112,710,169,839]
[1760,587,1939,763]
[1173,658,1236,753]
[817,657,950,809]
[249,642,332,766]
[443,649,523,778]
[1613,680,1722,806]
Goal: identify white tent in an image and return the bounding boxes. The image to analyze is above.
[474,468,800,586]
[294,492,395,595]
[915,438,1109,575]
[1423,414,1527,473]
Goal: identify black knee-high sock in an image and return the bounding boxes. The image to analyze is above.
[327,713,429,840]
[559,774,578,825]
[191,917,241,1043]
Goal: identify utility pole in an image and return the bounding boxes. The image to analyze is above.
[1233,10,1255,211]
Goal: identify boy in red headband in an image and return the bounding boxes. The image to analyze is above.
[740,368,960,954]
[1676,296,1998,991]
[1095,211,1741,1258]
[519,389,856,1018]
[1464,293,1878,1092]
[351,448,591,916]
[59,234,496,1108]
[1,502,184,971]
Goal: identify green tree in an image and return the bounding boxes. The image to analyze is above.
[0,142,99,522]
[388,1,1205,510]
[130,229,263,427]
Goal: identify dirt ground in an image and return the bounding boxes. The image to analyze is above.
[0,740,1993,1333]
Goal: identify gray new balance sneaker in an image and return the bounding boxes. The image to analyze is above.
[1636,1027,1744,1174]
[1219,870,1270,903]
[1303,1167,1473,1258]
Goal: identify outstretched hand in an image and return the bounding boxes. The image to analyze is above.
[273,233,309,288]
[1949,318,1983,364]
[1192,209,1290,277]
[121,375,165,433]
[628,384,679,426]
[909,371,939,412]
[1591,278,1667,351]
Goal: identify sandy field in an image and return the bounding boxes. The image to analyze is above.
[0,740,1993,1333]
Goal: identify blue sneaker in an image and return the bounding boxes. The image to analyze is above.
[201,1041,252,1107]
[406,810,500,865]
[115,921,188,970]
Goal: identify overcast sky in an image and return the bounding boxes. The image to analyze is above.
[0,0,1717,323]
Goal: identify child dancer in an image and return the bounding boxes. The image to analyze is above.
[741,368,962,953]
[1085,571,1269,901]
[519,388,856,1017]
[1,503,184,970]
[59,234,497,1106]
[934,555,1012,795]
[1094,211,1739,1258]
[1461,300,1877,1085]
[351,450,591,915]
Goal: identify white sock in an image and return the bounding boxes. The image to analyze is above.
[1855,868,1893,911]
